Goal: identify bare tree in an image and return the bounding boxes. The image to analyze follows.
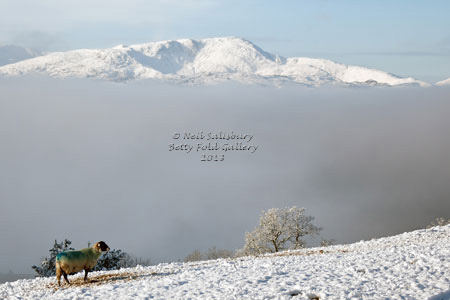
[239,207,322,256]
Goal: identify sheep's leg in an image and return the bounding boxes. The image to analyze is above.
[56,265,62,286]
[63,271,70,285]
[84,269,89,282]
[55,261,63,286]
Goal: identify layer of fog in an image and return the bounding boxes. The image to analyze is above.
[1,77,449,273]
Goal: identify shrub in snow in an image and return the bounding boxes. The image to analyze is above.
[427,217,450,228]
[92,249,127,271]
[238,207,321,255]
[87,243,151,270]
[184,250,203,262]
[205,246,233,260]
[320,239,336,247]
[32,239,74,277]
[184,247,233,262]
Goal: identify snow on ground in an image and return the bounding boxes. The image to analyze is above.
[1,225,449,299]
[0,37,428,87]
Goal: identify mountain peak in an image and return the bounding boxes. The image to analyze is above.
[0,37,428,87]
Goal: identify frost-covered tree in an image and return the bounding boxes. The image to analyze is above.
[256,208,291,253]
[32,239,74,277]
[287,207,322,249]
[239,207,322,256]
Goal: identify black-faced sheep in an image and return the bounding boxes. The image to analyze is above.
[56,241,110,286]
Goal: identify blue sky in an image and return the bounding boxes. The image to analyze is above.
[1,0,449,82]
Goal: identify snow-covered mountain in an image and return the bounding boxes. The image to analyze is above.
[1,225,449,299]
[0,37,428,87]
[436,77,450,86]
[0,45,41,66]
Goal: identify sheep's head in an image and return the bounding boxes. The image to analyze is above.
[93,241,110,252]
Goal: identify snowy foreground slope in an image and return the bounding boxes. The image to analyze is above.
[0,37,427,87]
[1,226,449,299]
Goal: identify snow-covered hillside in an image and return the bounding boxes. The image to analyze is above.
[0,45,41,66]
[436,77,450,86]
[0,37,428,87]
[1,225,449,299]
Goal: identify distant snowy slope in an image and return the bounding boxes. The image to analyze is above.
[436,77,450,86]
[1,225,449,299]
[0,37,428,87]
[0,45,41,66]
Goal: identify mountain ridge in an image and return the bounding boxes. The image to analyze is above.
[0,37,429,87]
[436,77,450,86]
